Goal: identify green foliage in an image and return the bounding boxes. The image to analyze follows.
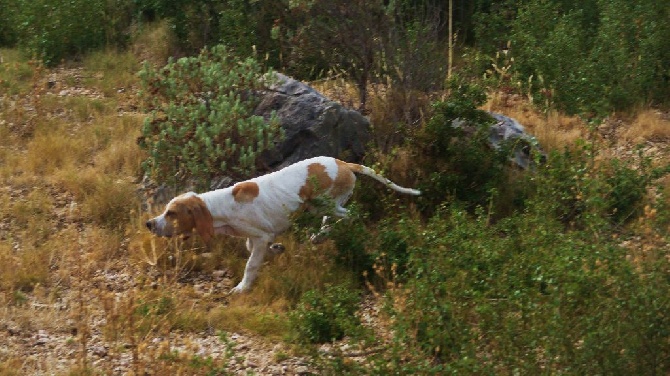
[138,45,282,189]
[328,205,375,281]
[289,283,364,344]
[604,155,652,225]
[374,217,415,279]
[373,201,670,374]
[137,0,280,59]
[9,0,133,65]
[4,0,666,116]
[531,142,656,229]
[507,0,670,116]
[414,79,513,213]
[0,0,19,46]
[343,139,669,374]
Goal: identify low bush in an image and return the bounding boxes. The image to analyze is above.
[10,0,133,65]
[353,205,670,374]
[532,142,660,230]
[138,45,282,190]
[411,79,527,216]
[358,146,670,375]
[289,283,364,344]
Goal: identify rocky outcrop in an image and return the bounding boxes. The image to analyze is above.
[487,112,546,169]
[452,111,545,169]
[254,73,371,171]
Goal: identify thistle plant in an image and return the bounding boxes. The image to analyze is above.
[138,45,282,191]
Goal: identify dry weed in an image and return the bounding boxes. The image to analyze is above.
[310,70,360,109]
[83,49,141,96]
[131,20,178,67]
[485,95,588,151]
[93,114,145,177]
[621,109,670,143]
[23,118,92,176]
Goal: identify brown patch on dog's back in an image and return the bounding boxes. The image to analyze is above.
[344,161,364,173]
[331,159,356,197]
[299,163,333,200]
[232,181,260,203]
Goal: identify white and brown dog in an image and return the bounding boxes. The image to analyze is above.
[146,156,420,293]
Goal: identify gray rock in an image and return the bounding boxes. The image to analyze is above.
[255,73,371,171]
[452,111,546,169]
[487,112,546,169]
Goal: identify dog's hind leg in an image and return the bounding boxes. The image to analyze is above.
[309,216,331,244]
[309,215,346,244]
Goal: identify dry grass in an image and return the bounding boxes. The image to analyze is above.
[0,48,35,95]
[484,95,588,151]
[83,49,142,96]
[130,20,178,67]
[24,121,91,176]
[621,109,670,143]
[125,226,348,340]
[0,49,152,373]
[310,70,360,110]
[93,114,146,176]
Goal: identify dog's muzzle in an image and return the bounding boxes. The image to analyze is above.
[146,217,171,237]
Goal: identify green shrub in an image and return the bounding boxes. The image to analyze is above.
[356,141,670,374]
[328,205,375,281]
[11,0,133,65]
[138,45,283,190]
[136,0,278,59]
[289,284,363,344]
[0,0,18,46]
[531,142,657,229]
[413,79,514,214]
[604,156,651,225]
[371,202,670,374]
[508,0,670,115]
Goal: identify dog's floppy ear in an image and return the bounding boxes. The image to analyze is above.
[183,196,214,243]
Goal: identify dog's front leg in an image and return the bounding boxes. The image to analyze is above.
[230,236,269,293]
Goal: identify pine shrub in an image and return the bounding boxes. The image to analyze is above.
[138,45,282,190]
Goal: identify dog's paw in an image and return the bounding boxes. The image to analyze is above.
[268,243,286,255]
[229,282,250,294]
[309,226,331,244]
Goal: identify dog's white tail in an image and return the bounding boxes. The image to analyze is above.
[348,163,421,195]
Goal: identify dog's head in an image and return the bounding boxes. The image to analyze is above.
[145,192,214,242]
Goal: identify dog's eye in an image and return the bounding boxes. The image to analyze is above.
[165,210,176,217]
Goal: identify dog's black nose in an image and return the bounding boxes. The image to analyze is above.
[146,220,154,231]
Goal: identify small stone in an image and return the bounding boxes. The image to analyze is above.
[7,326,20,336]
[33,330,49,346]
[295,365,310,375]
[212,270,226,279]
[92,345,108,357]
[245,360,258,368]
